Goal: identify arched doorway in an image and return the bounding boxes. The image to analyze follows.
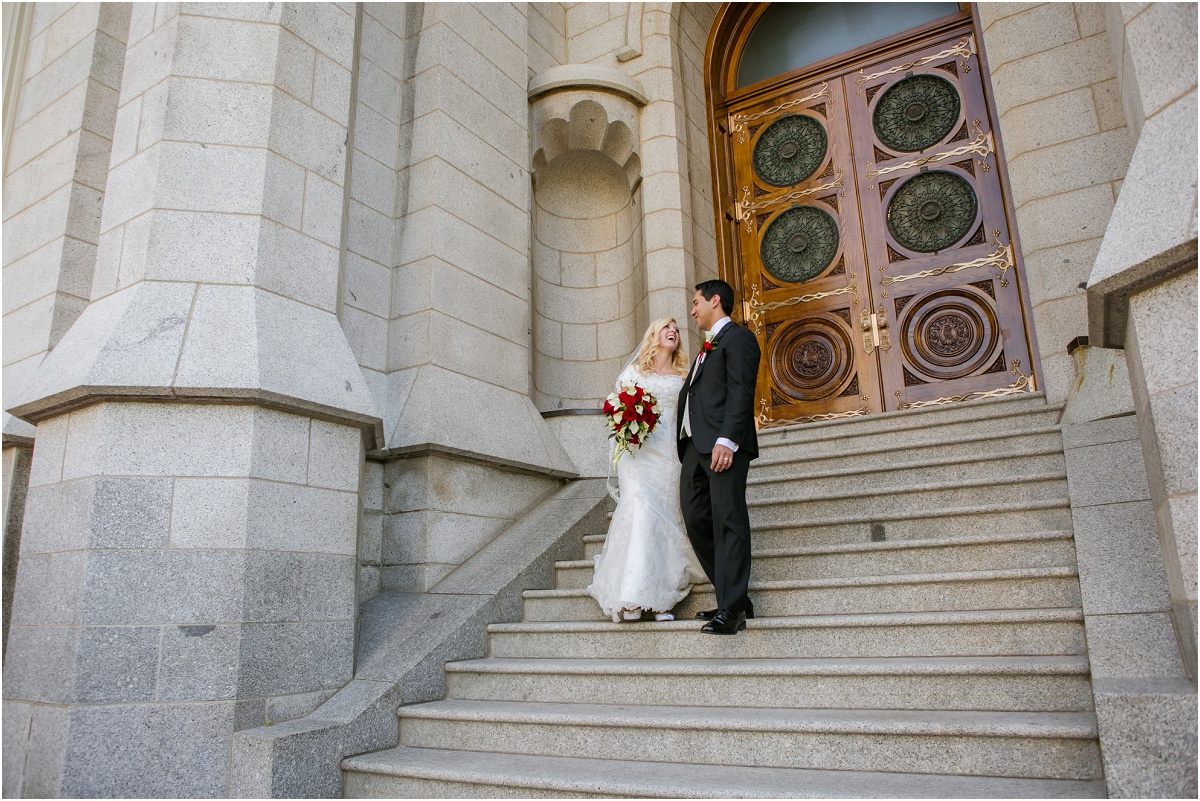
[706,3,1041,427]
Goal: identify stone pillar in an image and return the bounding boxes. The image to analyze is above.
[979,2,1135,403]
[375,3,577,591]
[2,4,379,797]
[1084,3,1197,797]
[3,4,129,444]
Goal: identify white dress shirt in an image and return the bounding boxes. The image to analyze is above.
[682,317,739,452]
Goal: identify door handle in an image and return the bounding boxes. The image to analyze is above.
[862,308,890,354]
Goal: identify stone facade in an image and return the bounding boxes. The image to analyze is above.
[2,2,1194,797]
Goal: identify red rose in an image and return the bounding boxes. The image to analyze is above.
[633,385,644,398]
[618,391,633,405]
[622,409,636,421]
[629,434,639,445]
[702,340,715,353]
[603,400,614,415]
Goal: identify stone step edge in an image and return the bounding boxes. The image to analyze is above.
[528,566,1078,599]
[341,746,1107,800]
[489,607,1085,634]
[757,392,1057,445]
[394,699,1099,740]
[444,654,1094,678]
[755,420,1063,466]
[750,469,1068,508]
[754,497,1071,532]
[572,528,1073,558]
[750,440,1064,487]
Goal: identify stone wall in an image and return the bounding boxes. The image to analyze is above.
[979,2,1135,404]
[3,4,129,442]
[2,4,377,796]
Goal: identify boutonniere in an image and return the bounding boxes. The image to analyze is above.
[702,339,716,354]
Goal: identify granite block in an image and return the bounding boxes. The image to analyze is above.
[156,623,240,701]
[235,621,354,697]
[82,550,246,625]
[382,510,508,567]
[1088,96,1197,346]
[281,2,355,69]
[8,552,85,626]
[249,407,313,484]
[363,460,384,512]
[245,480,357,555]
[276,28,316,103]
[312,55,352,125]
[268,91,346,183]
[2,626,79,703]
[256,220,341,311]
[173,15,279,85]
[1145,383,1198,496]
[1060,346,1136,426]
[1073,500,1171,614]
[306,419,361,491]
[243,551,305,622]
[13,284,194,423]
[1092,679,1198,798]
[1127,269,1198,397]
[25,415,67,488]
[265,688,337,724]
[2,700,33,796]
[1084,612,1188,678]
[1060,414,1138,450]
[235,698,267,731]
[356,57,400,122]
[161,78,272,155]
[170,478,251,549]
[1065,440,1150,507]
[1123,3,1197,119]
[59,702,235,797]
[73,626,160,703]
[300,554,356,621]
[21,704,68,797]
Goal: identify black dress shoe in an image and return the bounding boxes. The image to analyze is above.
[696,607,754,620]
[701,609,747,635]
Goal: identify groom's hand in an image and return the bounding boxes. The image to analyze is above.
[711,444,735,472]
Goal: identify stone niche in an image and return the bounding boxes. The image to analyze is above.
[529,66,648,414]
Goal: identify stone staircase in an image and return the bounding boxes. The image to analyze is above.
[343,393,1107,798]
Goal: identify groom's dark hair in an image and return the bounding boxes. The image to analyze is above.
[695,279,735,316]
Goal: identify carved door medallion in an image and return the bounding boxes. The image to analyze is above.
[715,16,1038,428]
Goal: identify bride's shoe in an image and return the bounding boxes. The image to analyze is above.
[621,608,643,621]
[653,612,674,621]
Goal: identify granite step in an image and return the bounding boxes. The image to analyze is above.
[444,655,1095,712]
[758,393,1060,450]
[747,446,1065,498]
[756,395,1060,460]
[525,567,1082,622]
[750,425,1065,481]
[487,608,1086,660]
[749,471,1068,525]
[750,498,1074,549]
[392,700,1102,780]
[564,530,1078,587]
[343,746,1107,798]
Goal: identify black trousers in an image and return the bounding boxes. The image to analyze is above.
[679,438,754,615]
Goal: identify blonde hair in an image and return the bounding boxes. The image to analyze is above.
[635,317,688,377]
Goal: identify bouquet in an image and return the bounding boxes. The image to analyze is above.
[603,381,660,464]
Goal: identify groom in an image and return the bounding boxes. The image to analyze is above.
[677,279,761,635]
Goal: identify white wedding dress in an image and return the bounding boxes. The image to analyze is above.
[587,366,706,621]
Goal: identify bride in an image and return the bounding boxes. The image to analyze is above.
[587,317,706,622]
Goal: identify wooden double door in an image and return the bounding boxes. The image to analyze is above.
[720,25,1038,427]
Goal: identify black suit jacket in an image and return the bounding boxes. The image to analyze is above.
[676,321,761,461]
